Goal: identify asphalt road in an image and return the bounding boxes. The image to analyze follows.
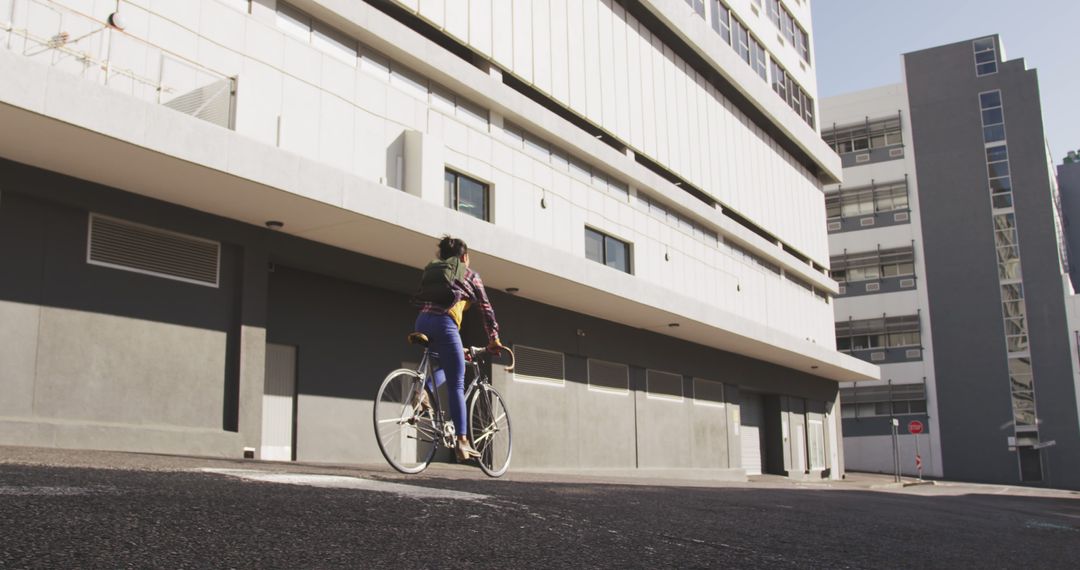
[1,454,1078,569]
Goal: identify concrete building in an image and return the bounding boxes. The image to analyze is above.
[823,37,1080,489]
[0,0,875,479]
[1059,151,1080,292]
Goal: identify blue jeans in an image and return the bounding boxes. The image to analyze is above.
[414,312,467,436]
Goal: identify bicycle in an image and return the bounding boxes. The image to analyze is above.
[373,332,514,477]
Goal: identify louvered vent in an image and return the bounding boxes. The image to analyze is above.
[588,359,629,392]
[88,214,220,287]
[693,378,725,406]
[513,345,564,383]
[647,370,683,400]
[162,77,235,129]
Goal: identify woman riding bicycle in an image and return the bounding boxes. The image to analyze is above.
[414,236,503,462]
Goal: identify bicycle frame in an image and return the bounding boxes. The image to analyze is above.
[412,346,490,448]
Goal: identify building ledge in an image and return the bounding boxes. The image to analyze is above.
[0,47,877,382]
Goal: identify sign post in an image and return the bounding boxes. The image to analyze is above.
[908,420,924,481]
[890,418,901,482]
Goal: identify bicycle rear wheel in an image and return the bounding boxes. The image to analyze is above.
[468,384,512,477]
[373,369,437,474]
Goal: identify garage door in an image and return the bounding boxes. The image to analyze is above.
[740,392,764,475]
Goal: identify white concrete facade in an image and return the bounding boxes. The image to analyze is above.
[0,0,874,474]
[822,84,943,478]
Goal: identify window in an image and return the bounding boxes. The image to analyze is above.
[830,247,915,284]
[733,18,750,64]
[771,59,788,102]
[780,8,796,44]
[767,0,781,27]
[750,36,767,81]
[802,90,815,128]
[980,90,1006,143]
[684,0,705,18]
[836,315,921,353]
[973,37,997,76]
[585,228,632,273]
[822,117,903,154]
[796,26,810,63]
[445,170,490,221]
[839,385,926,419]
[825,180,909,219]
[710,0,731,44]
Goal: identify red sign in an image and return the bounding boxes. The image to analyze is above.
[908,420,924,434]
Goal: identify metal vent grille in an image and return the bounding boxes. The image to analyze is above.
[647,370,683,400]
[88,214,220,287]
[870,352,886,362]
[162,77,235,129]
[860,217,875,227]
[900,278,916,288]
[588,359,629,393]
[693,378,725,407]
[889,147,905,158]
[894,212,910,222]
[513,345,564,383]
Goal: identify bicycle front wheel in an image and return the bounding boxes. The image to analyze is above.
[373,369,437,474]
[468,384,512,477]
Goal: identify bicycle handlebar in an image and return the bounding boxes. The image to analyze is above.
[467,345,515,373]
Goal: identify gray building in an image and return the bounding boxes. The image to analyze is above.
[1059,152,1080,292]
[823,36,1080,489]
[0,0,874,479]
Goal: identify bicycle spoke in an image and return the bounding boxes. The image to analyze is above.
[374,369,438,474]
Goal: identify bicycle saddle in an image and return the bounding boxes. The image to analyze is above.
[407,332,429,346]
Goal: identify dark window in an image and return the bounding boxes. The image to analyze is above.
[980,91,1002,109]
[585,227,632,273]
[444,170,490,221]
[982,108,1004,126]
[984,125,1006,143]
[974,37,998,76]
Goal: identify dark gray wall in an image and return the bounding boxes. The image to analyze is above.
[1058,161,1080,291]
[0,159,257,432]
[906,37,1080,489]
[0,156,842,468]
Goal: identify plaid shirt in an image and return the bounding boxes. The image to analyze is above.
[419,268,500,343]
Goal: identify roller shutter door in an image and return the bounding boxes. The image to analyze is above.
[740,392,764,475]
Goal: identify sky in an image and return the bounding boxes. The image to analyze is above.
[811,0,1080,163]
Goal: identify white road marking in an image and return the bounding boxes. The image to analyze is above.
[200,469,489,501]
[0,486,113,496]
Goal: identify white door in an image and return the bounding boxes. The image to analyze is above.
[261,343,297,461]
[740,393,764,475]
[794,422,806,473]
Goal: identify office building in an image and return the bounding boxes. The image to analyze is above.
[823,37,1080,488]
[0,0,874,478]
